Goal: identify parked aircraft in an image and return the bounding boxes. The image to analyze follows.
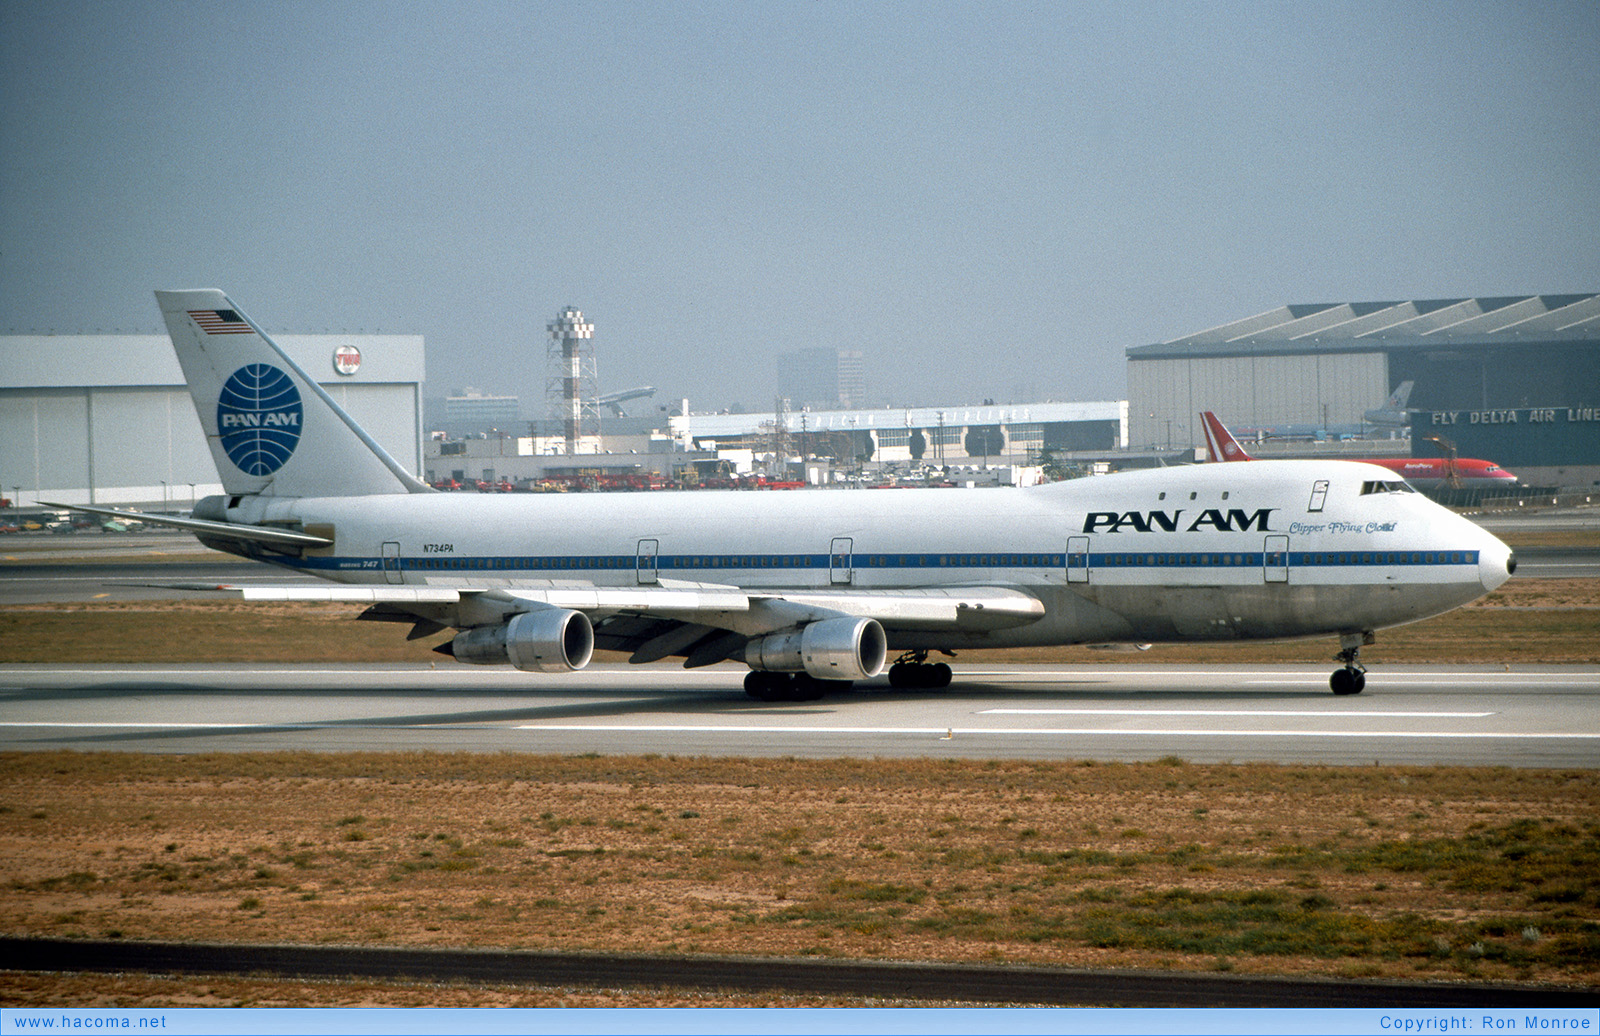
[1225,384,1417,441]
[50,291,1515,698]
[1363,381,1417,428]
[1200,412,1519,493]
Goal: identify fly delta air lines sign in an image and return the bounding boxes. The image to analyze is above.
[1417,405,1600,469]
[217,364,304,476]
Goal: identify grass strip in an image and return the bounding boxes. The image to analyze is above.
[2,751,1595,987]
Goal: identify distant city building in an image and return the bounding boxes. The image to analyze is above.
[779,347,865,410]
[442,388,520,434]
[674,400,1126,463]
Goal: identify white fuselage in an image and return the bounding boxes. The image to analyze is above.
[218,459,1512,651]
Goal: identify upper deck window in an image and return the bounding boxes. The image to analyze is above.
[1360,480,1415,496]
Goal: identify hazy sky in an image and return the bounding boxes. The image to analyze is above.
[3,0,1598,413]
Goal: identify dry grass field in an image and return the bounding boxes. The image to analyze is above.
[2,751,1596,1000]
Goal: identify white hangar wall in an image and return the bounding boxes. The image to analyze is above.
[1127,352,1386,450]
[0,333,424,507]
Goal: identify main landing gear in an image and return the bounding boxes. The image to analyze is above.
[743,670,851,702]
[886,650,954,689]
[1330,631,1373,695]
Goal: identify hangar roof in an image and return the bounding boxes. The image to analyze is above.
[1129,294,1600,360]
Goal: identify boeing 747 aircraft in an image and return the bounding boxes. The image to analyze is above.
[53,291,1515,697]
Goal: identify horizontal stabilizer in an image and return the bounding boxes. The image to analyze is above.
[37,502,332,548]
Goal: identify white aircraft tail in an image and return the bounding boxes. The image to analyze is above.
[1386,380,1415,409]
[1199,411,1254,462]
[156,289,430,498]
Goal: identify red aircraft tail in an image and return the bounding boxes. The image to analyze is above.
[1200,411,1254,462]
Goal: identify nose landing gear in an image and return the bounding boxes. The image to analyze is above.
[1331,631,1373,695]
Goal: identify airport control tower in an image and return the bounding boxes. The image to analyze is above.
[547,306,598,454]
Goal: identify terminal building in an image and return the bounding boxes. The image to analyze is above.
[0,332,425,508]
[673,400,1127,465]
[1128,294,1600,487]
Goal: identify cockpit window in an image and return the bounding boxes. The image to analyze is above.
[1360,480,1415,495]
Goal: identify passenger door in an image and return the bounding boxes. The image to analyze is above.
[1066,535,1090,584]
[636,538,659,585]
[381,541,403,584]
[830,537,854,586]
[1263,534,1289,583]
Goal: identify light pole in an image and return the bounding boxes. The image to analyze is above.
[160,480,169,512]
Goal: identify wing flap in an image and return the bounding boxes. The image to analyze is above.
[231,586,465,603]
[755,587,1045,631]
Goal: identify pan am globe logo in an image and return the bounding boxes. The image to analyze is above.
[217,364,304,475]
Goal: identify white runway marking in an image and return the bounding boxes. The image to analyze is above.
[4,719,1588,741]
[0,722,278,729]
[958,669,1588,683]
[511,724,1598,739]
[981,709,1497,718]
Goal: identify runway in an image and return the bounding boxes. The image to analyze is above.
[2,662,1596,767]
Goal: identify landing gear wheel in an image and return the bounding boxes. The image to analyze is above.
[887,653,955,689]
[789,674,829,701]
[744,671,848,702]
[1330,668,1365,695]
[1330,632,1372,695]
[744,671,790,702]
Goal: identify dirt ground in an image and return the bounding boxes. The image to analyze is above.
[2,752,1596,1007]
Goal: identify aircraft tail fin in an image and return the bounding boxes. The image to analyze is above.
[1386,380,1415,409]
[156,289,431,498]
[1199,411,1253,462]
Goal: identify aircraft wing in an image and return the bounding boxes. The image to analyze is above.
[181,580,1046,665]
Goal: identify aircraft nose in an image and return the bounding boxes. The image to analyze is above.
[1477,529,1515,593]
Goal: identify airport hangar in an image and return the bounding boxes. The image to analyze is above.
[0,332,424,509]
[1127,294,1600,488]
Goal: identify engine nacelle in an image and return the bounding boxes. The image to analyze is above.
[744,617,887,681]
[445,608,594,673]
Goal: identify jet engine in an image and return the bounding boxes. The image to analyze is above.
[744,616,887,682]
[441,608,594,673]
